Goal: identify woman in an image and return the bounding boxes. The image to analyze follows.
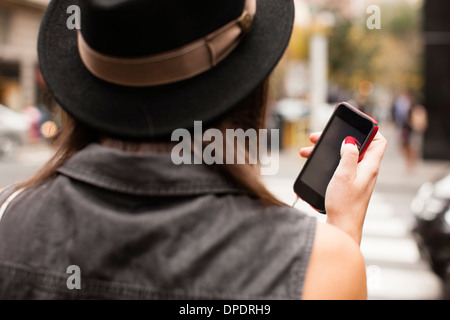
[0,0,386,299]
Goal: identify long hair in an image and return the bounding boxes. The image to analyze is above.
[18,79,285,207]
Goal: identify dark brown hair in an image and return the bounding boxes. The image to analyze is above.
[18,79,285,207]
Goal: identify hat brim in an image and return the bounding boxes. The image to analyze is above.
[38,0,295,139]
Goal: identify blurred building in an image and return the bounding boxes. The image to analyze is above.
[424,0,450,160]
[0,0,48,111]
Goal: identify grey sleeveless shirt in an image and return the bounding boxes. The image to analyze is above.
[0,144,316,299]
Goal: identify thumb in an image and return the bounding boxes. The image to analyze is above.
[337,137,360,178]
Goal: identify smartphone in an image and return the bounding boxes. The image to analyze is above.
[293,102,378,214]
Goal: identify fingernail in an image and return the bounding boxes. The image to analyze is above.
[345,137,356,145]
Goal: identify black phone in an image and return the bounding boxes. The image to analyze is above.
[293,102,378,214]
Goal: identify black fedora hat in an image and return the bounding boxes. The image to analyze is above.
[38,0,295,139]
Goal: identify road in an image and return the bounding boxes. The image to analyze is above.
[1,125,448,299]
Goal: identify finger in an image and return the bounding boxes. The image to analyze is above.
[335,137,360,180]
[309,132,322,144]
[359,132,387,166]
[299,146,314,158]
[357,132,387,180]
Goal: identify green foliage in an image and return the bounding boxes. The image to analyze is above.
[327,2,423,93]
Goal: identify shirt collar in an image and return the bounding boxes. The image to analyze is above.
[57,143,245,196]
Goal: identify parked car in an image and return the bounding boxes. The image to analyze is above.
[0,104,30,159]
[411,172,450,298]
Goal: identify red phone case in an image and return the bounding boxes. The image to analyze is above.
[339,102,378,163]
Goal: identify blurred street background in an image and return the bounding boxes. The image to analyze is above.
[0,0,449,299]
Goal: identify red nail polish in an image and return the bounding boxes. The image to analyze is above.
[345,137,356,145]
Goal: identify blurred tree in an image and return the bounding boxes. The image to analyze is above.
[327,1,423,98]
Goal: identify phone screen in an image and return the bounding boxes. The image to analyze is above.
[301,116,366,197]
[293,103,377,213]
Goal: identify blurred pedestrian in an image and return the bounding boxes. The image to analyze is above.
[407,102,428,168]
[392,89,414,171]
[392,89,411,128]
[0,0,386,300]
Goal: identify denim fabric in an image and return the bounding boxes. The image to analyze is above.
[0,144,316,300]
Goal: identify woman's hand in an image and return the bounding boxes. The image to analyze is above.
[299,132,387,245]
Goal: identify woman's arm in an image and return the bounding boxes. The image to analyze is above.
[302,223,367,300]
[300,131,387,299]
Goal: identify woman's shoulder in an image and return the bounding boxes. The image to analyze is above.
[239,200,367,300]
[302,223,367,300]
